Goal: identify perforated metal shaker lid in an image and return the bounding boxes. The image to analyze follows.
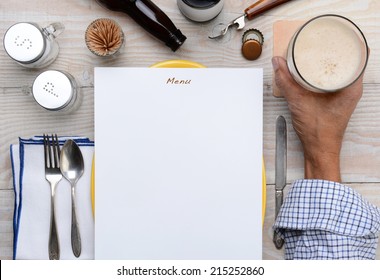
[3,22,45,63]
[32,70,75,110]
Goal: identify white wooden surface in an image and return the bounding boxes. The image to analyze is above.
[0,0,379,260]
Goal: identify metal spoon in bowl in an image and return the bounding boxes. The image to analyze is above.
[60,139,84,258]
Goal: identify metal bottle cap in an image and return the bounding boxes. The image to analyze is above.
[32,70,75,110]
[241,28,264,61]
[3,22,46,63]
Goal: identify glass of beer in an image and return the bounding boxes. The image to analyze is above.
[287,14,369,93]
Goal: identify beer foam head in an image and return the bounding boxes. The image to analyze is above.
[292,15,367,91]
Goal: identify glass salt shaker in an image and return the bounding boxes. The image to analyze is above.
[23,70,81,112]
[3,22,64,68]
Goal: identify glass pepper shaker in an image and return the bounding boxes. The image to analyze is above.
[3,22,64,68]
[23,70,80,112]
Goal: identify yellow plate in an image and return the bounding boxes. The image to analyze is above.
[91,60,267,224]
[151,59,206,69]
[91,154,95,216]
[262,159,266,224]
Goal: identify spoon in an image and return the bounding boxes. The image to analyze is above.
[60,139,84,258]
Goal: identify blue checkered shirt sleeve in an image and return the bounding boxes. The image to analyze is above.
[273,179,380,259]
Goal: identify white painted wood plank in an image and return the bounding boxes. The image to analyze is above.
[0,0,379,260]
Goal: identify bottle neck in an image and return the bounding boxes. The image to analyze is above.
[166,29,186,52]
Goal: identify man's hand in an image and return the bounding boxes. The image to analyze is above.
[272,56,364,182]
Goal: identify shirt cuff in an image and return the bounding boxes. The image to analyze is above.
[273,179,380,259]
[273,179,380,237]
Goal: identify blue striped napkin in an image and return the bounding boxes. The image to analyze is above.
[11,136,94,260]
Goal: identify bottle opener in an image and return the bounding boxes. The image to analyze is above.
[209,0,290,39]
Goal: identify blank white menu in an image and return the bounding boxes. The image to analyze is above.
[94,68,263,259]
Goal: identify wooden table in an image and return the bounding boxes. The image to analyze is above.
[1,0,379,260]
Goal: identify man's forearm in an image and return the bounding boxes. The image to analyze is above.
[304,151,341,182]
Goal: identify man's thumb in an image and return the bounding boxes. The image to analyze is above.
[272,56,295,97]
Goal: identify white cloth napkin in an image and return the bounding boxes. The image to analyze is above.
[11,136,94,260]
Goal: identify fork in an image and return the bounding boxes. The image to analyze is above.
[43,134,62,260]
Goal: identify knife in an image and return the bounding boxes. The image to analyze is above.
[273,115,287,249]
